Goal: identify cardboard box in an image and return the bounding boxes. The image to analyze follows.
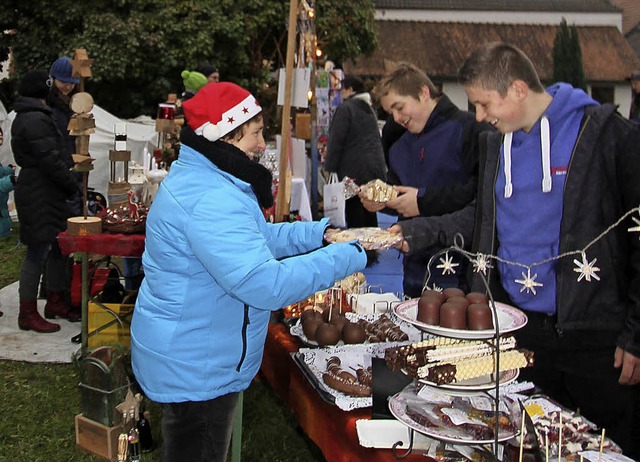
[88,298,134,348]
[75,414,123,461]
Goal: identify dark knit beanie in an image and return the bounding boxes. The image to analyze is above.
[197,63,218,77]
[18,69,51,99]
[342,75,364,94]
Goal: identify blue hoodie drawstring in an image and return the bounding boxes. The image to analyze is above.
[502,115,552,198]
[503,132,513,198]
[540,116,552,193]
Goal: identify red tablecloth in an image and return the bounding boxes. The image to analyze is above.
[57,231,145,257]
[260,323,428,462]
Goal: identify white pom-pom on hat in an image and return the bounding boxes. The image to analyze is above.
[198,122,223,142]
[182,81,262,141]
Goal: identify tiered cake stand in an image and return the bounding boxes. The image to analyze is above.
[387,247,529,459]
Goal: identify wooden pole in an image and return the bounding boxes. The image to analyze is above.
[275,0,298,222]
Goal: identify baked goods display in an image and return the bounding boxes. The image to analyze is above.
[388,383,518,444]
[324,227,403,250]
[291,311,421,347]
[385,336,534,386]
[385,287,534,453]
[394,294,528,340]
[294,343,397,411]
[322,356,372,397]
[522,396,623,459]
[418,289,494,330]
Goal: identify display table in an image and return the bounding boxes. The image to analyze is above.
[260,323,429,462]
[58,231,146,351]
[58,230,242,462]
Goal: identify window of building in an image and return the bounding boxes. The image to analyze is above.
[590,85,614,105]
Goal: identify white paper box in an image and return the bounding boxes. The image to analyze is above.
[356,419,438,450]
[349,293,400,315]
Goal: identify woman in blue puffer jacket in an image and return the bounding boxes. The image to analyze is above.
[131,82,369,462]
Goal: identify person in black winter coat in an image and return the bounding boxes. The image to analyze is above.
[47,57,83,216]
[325,75,387,228]
[11,69,80,333]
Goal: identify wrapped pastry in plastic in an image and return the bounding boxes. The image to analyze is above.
[339,271,367,296]
[359,179,398,203]
[389,383,518,443]
[343,177,361,200]
[324,227,403,250]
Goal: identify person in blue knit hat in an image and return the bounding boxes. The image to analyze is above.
[49,57,80,85]
[12,69,80,333]
[44,57,83,321]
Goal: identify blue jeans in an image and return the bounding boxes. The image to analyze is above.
[161,392,239,462]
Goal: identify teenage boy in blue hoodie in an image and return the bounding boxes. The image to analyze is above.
[391,42,640,458]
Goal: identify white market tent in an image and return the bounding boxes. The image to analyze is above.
[0,99,158,213]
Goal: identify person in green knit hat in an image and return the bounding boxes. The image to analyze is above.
[180,70,208,101]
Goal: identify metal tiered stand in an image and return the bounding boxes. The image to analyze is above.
[389,237,527,460]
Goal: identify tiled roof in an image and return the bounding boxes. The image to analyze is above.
[343,21,640,82]
[608,0,640,34]
[374,0,620,12]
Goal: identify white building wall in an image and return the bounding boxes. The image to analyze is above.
[442,83,470,111]
[613,83,633,117]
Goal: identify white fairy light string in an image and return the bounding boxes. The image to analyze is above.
[422,205,640,295]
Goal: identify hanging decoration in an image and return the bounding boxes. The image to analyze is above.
[422,204,640,295]
[436,251,459,276]
[573,253,601,282]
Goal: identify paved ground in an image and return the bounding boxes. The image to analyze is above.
[0,281,80,363]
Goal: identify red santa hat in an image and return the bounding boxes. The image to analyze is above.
[182,82,262,141]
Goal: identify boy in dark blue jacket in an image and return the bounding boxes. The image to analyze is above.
[363,63,493,297]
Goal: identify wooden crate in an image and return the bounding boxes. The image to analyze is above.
[87,298,134,349]
[75,414,122,461]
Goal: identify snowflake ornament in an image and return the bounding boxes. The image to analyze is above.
[628,215,640,237]
[472,253,493,275]
[436,252,459,275]
[573,253,601,282]
[515,268,543,295]
[425,284,443,293]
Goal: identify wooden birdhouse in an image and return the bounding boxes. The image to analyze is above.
[67,92,102,236]
[71,48,94,79]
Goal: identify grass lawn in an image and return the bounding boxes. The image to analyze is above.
[0,224,325,461]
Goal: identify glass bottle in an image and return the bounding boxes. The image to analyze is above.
[136,395,154,452]
[127,408,141,461]
[117,412,129,462]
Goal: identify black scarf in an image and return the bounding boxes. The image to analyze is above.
[180,126,274,209]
